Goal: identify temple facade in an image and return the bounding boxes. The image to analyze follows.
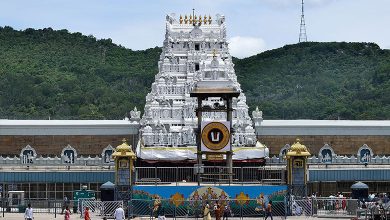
[137,13,268,161]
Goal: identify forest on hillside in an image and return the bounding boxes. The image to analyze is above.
[235,42,390,119]
[0,27,389,120]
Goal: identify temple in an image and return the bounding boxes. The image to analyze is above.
[1,13,390,197]
[136,13,269,162]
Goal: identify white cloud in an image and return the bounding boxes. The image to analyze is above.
[228,36,266,58]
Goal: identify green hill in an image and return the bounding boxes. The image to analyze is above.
[0,26,389,120]
[235,42,390,119]
[0,26,160,119]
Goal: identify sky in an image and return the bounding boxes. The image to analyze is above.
[0,0,389,58]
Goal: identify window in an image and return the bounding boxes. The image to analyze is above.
[195,44,200,51]
[195,63,200,71]
[20,145,36,164]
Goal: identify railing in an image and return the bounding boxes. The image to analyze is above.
[352,201,390,220]
[129,197,364,219]
[0,165,113,171]
[312,197,358,218]
[291,199,313,216]
[129,198,287,219]
[0,197,368,219]
[267,155,390,165]
[80,199,123,219]
[4,154,390,167]
[135,166,286,185]
[0,198,78,214]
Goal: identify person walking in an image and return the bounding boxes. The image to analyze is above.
[222,204,231,220]
[265,201,273,220]
[215,203,222,220]
[156,203,166,220]
[84,207,91,220]
[64,206,71,220]
[62,195,70,214]
[372,202,380,220]
[114,204,125,220]
[203,203,211,220]
[24,203,34,220]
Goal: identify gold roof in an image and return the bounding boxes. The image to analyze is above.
[286,138,311,157]
[112,138,136,158]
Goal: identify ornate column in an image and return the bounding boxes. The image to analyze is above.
[286,138,311,199]
[112,139,136,201]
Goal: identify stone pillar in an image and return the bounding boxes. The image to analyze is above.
[196,98,203,186]
[226,97,233,184]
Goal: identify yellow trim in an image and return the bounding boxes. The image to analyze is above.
[287,138,311,157]
[114,140,136,186]
[287,158,292,184]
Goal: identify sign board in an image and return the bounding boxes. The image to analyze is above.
[206,154,224,161]
[8,184,17,191]
[201,121,230,152]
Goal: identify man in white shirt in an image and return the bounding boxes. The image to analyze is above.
[114,204,125,220]
[24,203,34,220]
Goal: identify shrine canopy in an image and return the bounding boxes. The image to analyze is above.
[351,181,369,189]
[351,181,369,200]
[100,181,115,189]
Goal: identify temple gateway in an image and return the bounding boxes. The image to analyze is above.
[136,13,269,161]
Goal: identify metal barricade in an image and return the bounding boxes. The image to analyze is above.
[291,198,312,216]
[0,197,73,215]
[129,198,287,219]
[80,198,123,219]
[314,197,358,218]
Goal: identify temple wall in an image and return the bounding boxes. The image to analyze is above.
[0,135,390,156]
[2,133,389,157]
[0,134,138,156]
[258,135,390,156]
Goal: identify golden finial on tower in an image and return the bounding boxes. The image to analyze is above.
[204,15,207,24]
[198,15,202,25]
[208,15,212,24]
[184,15,188,24]
[212,49,217,57]
[189,15,193,24]
[194,15,197,22]
[179,15,183,24]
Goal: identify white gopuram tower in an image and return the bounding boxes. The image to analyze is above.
[137,13,269,161]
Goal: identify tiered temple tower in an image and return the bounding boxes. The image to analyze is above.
[137,13,268,161]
